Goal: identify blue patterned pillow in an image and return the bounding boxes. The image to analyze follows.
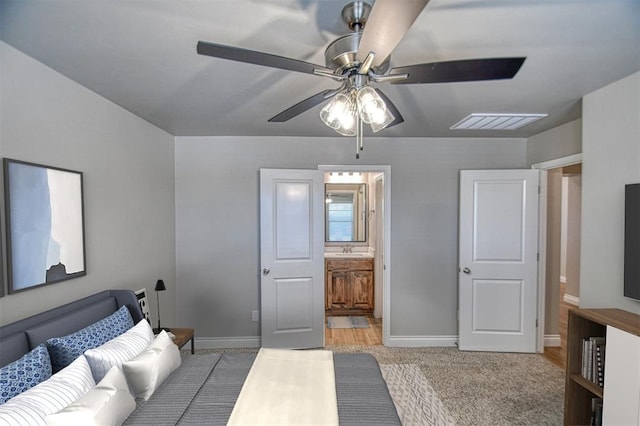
[46,305,134,373]
[0,344,52,404]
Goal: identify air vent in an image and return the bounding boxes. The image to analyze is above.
[450,113,547,130]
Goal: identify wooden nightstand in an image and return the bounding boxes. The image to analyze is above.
[169,328,195,354]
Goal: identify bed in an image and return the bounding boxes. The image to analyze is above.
[0,290,400,425]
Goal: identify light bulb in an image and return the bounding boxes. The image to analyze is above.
[356,87,395,132]
[356,87,387,124]
[334,110,357,136]
[320,93,354,130]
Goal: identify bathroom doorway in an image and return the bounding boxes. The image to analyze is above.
[533,153,582,366]
[319,165,391,347]
[544,163,582,368]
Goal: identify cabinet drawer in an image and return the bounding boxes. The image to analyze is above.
[326,258,373,271]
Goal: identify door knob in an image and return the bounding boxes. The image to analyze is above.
[262,268,270,275]
[462,267,471,274]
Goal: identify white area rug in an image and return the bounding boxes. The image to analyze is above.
[380,364,456,426]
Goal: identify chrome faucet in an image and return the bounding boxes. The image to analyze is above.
[342,244,353,253]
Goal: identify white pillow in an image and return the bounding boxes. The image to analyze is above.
[84,319,154,382]
[122,330,181,401]
[0,356,95,426]
[45,366,136,426]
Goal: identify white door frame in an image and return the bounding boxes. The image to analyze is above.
[319,165,391,346]
[531,153,583,352]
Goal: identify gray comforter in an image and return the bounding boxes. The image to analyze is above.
[124,352,401,425]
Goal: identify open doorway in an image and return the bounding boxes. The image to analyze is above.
[319,165,391,347]
[535,155,582,368]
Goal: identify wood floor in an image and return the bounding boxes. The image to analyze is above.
[542,282,571,370]
[325,315,383,346]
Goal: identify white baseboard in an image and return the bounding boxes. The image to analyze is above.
[563,294,580,306]
[387,335,458,347]
[544,334,561,347]
[195,336,261,349]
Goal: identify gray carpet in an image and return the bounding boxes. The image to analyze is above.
[329,346,564,426]
[187,346,565,425]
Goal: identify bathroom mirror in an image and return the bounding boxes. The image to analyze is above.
[325,183,367,242]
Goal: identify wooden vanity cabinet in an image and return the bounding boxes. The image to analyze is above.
[325,258,374,314]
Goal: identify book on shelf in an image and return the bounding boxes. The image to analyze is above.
[595,343,606,387]
[590,397,603,426]
[581,336,606,385]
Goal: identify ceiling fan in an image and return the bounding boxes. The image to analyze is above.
[197,0,525,156]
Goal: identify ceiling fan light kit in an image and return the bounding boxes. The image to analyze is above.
[320,79,395,132]
[319,81,395,158]
[197,0,527,158]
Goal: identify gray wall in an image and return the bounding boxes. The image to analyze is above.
[565,174,582,298]
[544,168,562,335]
[580,71,640,314]
[175,136,527,343]
[0,42,177,325]
[527,119,582,166]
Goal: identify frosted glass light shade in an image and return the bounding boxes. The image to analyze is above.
[320,93,353,129]
[334,112,357,136]
[320,92,357,136]
[356,87,394,132]
[369,107,395,132]
[356,87,385,124]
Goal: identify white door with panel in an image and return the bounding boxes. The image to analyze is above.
[260,169,324,349]
[459,170,539,352]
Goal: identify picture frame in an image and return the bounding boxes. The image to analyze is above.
[135,288,152,324]
[3,158,86,294]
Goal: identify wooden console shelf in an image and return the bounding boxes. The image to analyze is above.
[564,308,640,425]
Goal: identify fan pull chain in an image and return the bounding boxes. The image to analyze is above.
[355,115,364,159]
[359,118,364,152]
[355,115,361,159]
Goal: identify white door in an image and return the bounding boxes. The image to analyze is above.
[260,169,324,348]
[459,170,539,352]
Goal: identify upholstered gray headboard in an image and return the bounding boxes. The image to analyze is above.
[0,290,143,367]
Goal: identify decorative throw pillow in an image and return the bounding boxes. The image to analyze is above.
[122,330,181,401]
[0,344,52,404]
[0,355,95,426]
[45,366,136,426]
[46,305,134,372]
[84,319,154,382]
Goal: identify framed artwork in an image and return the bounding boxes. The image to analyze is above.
[135,288,151,324]
[3,159,86,294]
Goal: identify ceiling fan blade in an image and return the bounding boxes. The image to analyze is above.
[197,41,331,75]
[374,89,404,129]
[268,90,338,122]
[389,57,526,84]
[356,0,429,67]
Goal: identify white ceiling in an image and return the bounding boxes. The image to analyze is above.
[1,0,638,138]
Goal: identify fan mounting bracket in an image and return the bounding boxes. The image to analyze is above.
[341,1,372,32]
